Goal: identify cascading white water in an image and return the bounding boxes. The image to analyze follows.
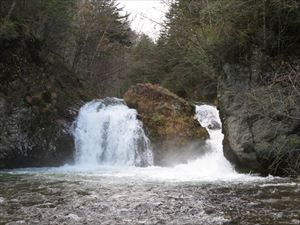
[73,98,153,167]
[12,101,265,183]
[193,104,237,176]
[127,104,242,182]
[72,100,244,181]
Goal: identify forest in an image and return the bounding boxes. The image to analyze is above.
[130,0,300,100]
[1,0,300,97]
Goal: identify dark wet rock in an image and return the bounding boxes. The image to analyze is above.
[208,120,221,130]
[219,64,300,176]
[124,83,209,166]
[100,97,125,107]
[94,98,125,111]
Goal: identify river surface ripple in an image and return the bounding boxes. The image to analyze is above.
[0,169,299,225]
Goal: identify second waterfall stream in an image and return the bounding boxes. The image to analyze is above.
[71,98,258,182]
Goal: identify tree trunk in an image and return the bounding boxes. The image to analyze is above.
[6,0,16,20]
[263,0,270,53]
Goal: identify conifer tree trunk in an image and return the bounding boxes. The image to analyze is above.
[6,0,16,20]
[263,0,270,53]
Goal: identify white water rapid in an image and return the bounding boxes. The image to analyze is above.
[69,100,265,182]
[73,98,153,167]
[119,104,250,182]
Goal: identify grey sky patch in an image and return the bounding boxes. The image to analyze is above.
[117,0,170,39]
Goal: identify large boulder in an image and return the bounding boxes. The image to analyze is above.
[219,64,300,176]
[124,83,209,166]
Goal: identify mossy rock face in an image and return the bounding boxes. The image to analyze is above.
[124,83,209,166]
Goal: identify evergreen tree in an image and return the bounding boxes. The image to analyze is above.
[128,0,300,100]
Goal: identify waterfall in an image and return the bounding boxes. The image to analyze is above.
[71,99,240,180]
[73,98,153,167]
[187,104,237,177]
[126,104,240,182]
[10,101,261,183]
[133,104,238,181]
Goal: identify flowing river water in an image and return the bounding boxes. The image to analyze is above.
[0,100,299,225]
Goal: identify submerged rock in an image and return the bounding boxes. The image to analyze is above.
[124,83,209,166]
[208,120,221,130]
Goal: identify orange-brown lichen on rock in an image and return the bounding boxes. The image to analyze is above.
[124,83,209,166]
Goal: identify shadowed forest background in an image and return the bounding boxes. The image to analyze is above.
[2,0,299,98]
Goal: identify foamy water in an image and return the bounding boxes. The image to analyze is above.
[5,104,269,183]
[73,98,153,167]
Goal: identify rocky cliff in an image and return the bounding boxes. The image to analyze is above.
[219,64,300,176]
[124,83,209,166]
[0,26,92,169]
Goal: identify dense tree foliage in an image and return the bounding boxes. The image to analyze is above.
[128,0,300,100]
[0,0,134,96]
[70,0,134,95]
[0,0,75,54]
[1,0,300,99]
